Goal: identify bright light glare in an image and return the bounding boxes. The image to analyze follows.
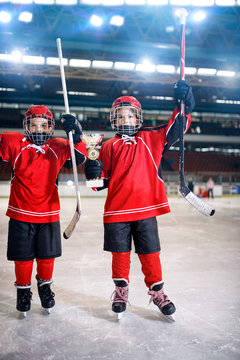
[192,11,206,22]
[23,56,45,65]
[92,60,113,68]
[157,65,175,74]
[197,68,217,76]
[46,57,68,66]
[216,70,235,77]
[18,11,33,23]
[136,60,156,72]
[69,59,91,67]
[90,14,103,27]
[114,62,135,71]
[11,50,22,62]
[0,53,21,62]
[67,180,73,186]
[0,11,11,23]
[110,15,124,26]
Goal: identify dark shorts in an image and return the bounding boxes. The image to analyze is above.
[7,218,62,261]
[104,217,160,255]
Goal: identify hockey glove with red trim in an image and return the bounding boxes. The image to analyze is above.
[174,80,195,115]
[85,159,103,180]
[62,114,83,144]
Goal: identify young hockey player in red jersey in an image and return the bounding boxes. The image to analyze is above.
[85,80,195,320]
[0,106,87,316]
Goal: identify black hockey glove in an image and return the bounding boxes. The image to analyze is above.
[85,159,103,180]
[62,114,82,144]
[174,80,195,115]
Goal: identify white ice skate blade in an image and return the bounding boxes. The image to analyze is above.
[23,312,27,318]
[112,311,125,320]
[161,313,175,322]
[46,308,51,314]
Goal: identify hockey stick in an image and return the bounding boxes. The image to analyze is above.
[178,9,215,216]
[56,38,82,238]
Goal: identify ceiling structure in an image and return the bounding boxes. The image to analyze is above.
[0,3,240,114]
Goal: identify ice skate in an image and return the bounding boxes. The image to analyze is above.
[148,282,176,322]
[111,279,129,320]
[36,275,55,314]
[15,283,32,317]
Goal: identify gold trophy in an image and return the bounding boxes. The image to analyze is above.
[81,133,104,187]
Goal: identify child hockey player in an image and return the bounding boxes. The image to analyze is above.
[85,80,195,320]
[0,106,87,316]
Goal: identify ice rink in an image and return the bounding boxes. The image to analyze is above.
[0,195,239,360]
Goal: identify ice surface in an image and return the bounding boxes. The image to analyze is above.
[0,196,240,360]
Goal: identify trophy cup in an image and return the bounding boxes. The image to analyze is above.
[81,133,104,188]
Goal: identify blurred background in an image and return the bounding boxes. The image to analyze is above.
[0,0,240,198]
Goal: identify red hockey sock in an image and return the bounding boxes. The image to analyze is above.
[36,258,55,280]
[14,260,34,286]
[112,252,131,283]
[138,252,163,288]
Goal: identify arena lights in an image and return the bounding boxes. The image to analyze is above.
[0,11,11,23]
[18,11,33,23]
[216,70,236,77]
[125,0,145,4]
[11,0,33,4]
[81,0,101,4]
[22,55,45,65]
[177,66,197,75]
[102,0,124,5]
[69,59,91,67]
[90,14,103,27]
[170,0,191,5]
[147,0,168,4]
[92,60,113,68]
[215,0,235,5]
[46,57,68,65]
[156,65,175,73]
[191,0,214,5]
[34,0,54,3]
[0,53,21,62]
[197,68,217,76]
[114,62,135,71]
[110,15,124,26]
[55,0,77,4]
[136,60,156,72]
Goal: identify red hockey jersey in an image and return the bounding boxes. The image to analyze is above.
[99,108,191,223]
[0,132,87,223]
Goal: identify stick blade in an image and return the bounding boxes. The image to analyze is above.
[63,210,81,239]
[180,187,215,216]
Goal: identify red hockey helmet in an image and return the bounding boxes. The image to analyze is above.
[23,105,55,146]
[110,96,143,136]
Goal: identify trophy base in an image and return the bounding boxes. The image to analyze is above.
[86,179,104,188]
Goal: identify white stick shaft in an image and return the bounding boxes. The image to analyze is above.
[56,38,81,213]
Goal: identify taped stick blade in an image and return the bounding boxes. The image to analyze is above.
[63,210,81,239]
[180,186,215,216]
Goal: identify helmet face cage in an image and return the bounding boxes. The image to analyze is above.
[23,106,55,146]
[110,97,143,136]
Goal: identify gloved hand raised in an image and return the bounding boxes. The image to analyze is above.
[85,159,103,180]
[174,80,195,115]
[61,114,82,144]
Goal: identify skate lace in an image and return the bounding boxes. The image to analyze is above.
[110,286,130,304]
[27,144,45,154]
[39,284,55,301]
[148,289,170,308]
[21,290,33,304]
[121,135,137,145]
